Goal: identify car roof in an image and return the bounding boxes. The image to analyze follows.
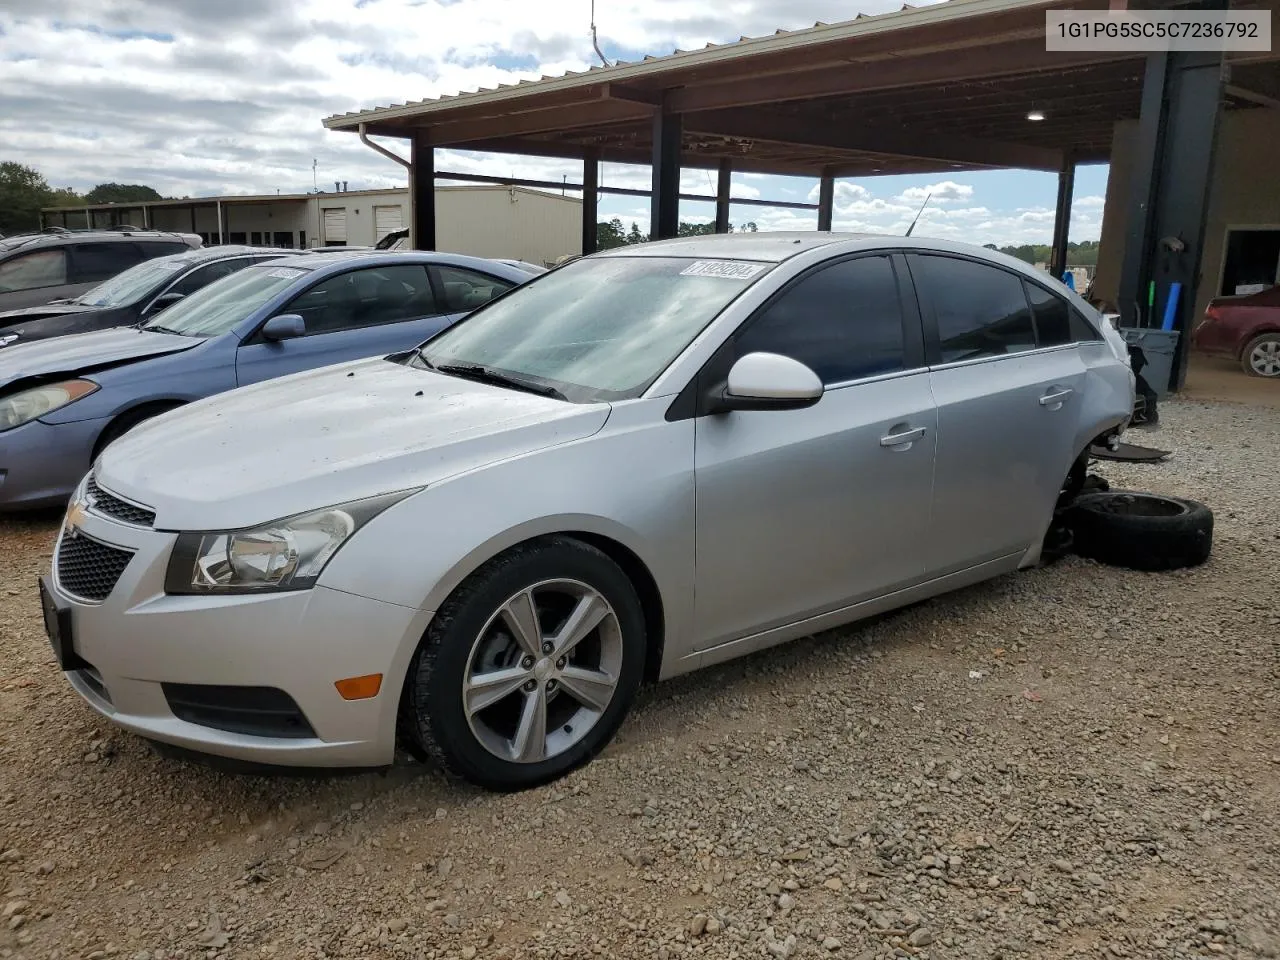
[594,231,877,263]
[254,249,531,276]
[0,229,200,255]
[161,245,304,267]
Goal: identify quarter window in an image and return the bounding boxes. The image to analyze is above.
[915,255,1036,363]
[1024,281,1072,347]
[734,255,906,385]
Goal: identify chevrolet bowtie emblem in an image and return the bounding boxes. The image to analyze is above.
[65,500,87,536]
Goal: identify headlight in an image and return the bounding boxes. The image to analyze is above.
[164,489,418,595]
[0,380,98,432]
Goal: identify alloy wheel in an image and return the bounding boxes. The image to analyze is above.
[1248,338,1280,377]
[462,579,623,763]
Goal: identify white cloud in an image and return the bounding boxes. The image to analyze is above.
[1075,194,1106,209]
[898,180,975,204]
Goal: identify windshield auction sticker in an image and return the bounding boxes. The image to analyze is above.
[265,267,305,280]
[680,260,767,279]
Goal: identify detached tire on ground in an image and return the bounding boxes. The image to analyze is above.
[1065,491,1213,571]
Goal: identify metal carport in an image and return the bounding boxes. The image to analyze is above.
[323,0,1280,390]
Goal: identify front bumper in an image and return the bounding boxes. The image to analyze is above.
[0,416,106,511]
[45,504,433,768]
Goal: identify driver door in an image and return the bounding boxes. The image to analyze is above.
[692,253,937,653]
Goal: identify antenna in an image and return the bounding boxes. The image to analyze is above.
[591,0,610,67]
[905,192,931,237]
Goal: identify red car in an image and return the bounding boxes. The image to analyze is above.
[1194,287,1280,377]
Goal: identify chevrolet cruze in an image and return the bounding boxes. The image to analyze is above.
[40,234,1136,790]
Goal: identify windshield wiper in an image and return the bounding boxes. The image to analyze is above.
[143,324,189,337]
[432,361,567,400]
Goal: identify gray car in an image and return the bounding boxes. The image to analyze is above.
[40,234,1135,790]
[0,228,202,311]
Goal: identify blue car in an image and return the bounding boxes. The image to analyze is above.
[0,251,531,510]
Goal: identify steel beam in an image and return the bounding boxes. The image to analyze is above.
[1116,49,1224,392]
[411,131,436,250]
[1049,155,1075,279]
[582,150,599,255]
[818,171,835,232]
[651,111,682,240]
[715,160,731,233]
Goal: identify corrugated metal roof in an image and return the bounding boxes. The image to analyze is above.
[323,0,1053,129]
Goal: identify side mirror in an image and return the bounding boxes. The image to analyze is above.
[145,291,185,315]
[712,352,824,413]
[261,314,306,342]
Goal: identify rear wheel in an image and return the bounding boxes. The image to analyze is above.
[399,537,646,791]
[1241,333,1280,377]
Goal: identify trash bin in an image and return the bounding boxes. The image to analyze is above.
[1119,327,1181,397]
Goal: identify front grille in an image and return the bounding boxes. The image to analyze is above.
[86,476,156,528]
[161,684,317,739]
[56,532,134,602]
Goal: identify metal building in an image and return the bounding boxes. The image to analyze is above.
[42,184,582,267]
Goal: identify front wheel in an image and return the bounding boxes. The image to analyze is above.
[399,536,647,791]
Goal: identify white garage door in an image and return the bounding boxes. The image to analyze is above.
[374,205,403,242]
[322,207,347,245]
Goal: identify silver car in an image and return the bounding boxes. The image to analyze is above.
[40,234,1136,790]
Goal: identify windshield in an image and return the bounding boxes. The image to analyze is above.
[141,264,308,337]
[415,255,770,402]
[76,256,191,308]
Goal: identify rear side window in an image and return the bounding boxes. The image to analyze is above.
[433,266,515,313]
[141,241,194,257]
[70,243,145,283]
[1069,306,1104,342]
[734,255,906,384]
[914,255,1036,363]
[0,249,68,292]
[169,259,245,296]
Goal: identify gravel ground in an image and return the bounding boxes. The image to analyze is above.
[2,397,1278,960]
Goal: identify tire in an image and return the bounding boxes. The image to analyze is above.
[1240,333,1280,377]
[399,536,647,791]
[1065,491,1213,571]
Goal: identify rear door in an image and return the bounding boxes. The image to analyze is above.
[234,263,449,386]
[69,242,146,286]
[908,253,1086,575]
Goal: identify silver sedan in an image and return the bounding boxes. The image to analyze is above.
[41,233,1135,790]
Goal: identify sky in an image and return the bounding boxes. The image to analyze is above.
[0,0,1109,248]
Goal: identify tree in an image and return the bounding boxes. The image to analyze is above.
[0,162,55,235]
[596,217,628,250]
[84,183,163,204]
[626,222,645,245]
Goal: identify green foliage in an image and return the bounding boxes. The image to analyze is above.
[596,219,760,247]
[84,183,164,204]
[997,240,1100,268]
[0,162,57,235]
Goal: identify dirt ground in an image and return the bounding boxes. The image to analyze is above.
[1,394,1278,960]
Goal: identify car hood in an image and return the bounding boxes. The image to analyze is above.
[0,327,197,391]
[96,357,612,530]
[0,301,95,329]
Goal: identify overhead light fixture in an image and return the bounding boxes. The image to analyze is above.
[1027,109,1046,122]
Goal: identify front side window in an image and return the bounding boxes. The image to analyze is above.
[169,259,244,297]
[282,264,437,334]
[70,243,145,283]
[141,264,311,337]
[734,255,906,385]
[915,255,1036,363]
[416,255,771,402]
[0,249,68,292]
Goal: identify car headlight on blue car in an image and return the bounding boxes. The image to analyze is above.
[0,380,99,432]
[164,489,418,595]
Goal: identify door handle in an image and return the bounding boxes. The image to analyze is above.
[1039,388,1074,407]
[880,426,927,447]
